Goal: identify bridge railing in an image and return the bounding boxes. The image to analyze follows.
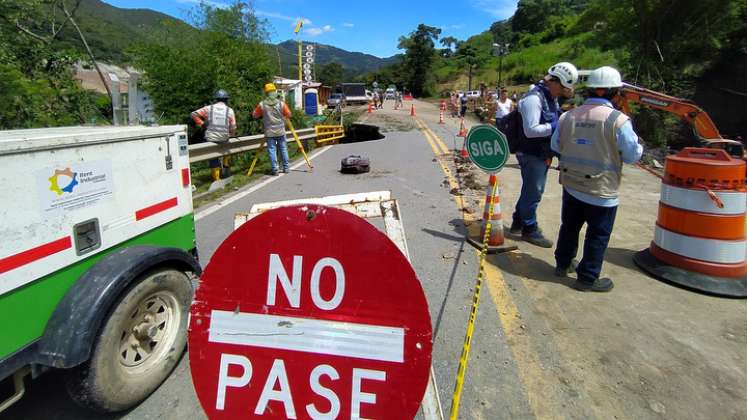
[187,127,318,164]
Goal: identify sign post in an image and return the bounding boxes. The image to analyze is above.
[189,205,433,419]
[450,125,515,419]
[463,124,516,253]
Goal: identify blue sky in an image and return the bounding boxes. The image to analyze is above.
[105,0,518,57]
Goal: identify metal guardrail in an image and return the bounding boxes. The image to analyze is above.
[188,128,317,164]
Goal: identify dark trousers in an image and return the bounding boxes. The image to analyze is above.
[554,189,618,283]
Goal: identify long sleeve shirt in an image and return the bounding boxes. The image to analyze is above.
[252,102,292,119]
[551,97,643,207]
[191,101,236,134]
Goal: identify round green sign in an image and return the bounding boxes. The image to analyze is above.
[465,124,509,173]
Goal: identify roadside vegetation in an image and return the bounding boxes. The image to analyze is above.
[365,0,747,148]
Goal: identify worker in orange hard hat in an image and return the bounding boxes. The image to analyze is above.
[552,66,643,292]
[191,89,237,181]
[252,82,292,176]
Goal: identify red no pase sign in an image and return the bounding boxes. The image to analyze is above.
[188,205,433,419]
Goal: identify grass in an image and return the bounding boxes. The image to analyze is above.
[191,141,312,209]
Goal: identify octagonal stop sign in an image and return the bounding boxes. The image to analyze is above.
[189,205,433,419]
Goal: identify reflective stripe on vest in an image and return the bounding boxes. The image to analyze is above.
[206,103,230,143]
[558,105,628,198]
[261,100,286,138]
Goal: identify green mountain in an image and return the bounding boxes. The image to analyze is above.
[54,0,396,76]
[54,0,196,63]
[275,40,398,79]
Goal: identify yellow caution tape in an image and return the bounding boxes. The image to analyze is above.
[449,177,499,420]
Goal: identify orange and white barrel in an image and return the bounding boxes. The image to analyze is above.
[648,148,747,278]
[481,174,506,246]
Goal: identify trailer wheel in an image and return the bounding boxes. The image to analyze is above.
[67,268,193,412]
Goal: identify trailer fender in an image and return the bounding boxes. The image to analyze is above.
[36,246,201,369]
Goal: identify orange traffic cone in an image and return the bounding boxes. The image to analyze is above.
[439,109,445,124]
[457,118,468,137]
[460,141,469,158]
[368,102,373,113]
[410,104,416,117]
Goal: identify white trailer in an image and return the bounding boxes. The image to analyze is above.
[0,126,200,413]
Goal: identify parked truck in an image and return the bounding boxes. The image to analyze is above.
[0,126,201,413]
[340,83,368,105]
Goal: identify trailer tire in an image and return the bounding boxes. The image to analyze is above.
[66,268,192,412]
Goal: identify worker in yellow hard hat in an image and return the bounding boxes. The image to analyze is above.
[253,82,292,175]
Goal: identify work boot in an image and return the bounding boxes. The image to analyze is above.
[571,277,614,292]
[554,260,578,277]
[522,228,553,248]
[509,220,522,235]
[282,168,289,174]
[271,169,279,176]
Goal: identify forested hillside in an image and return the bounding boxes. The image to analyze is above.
[368,0,747,142]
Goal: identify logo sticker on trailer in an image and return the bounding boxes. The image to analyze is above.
[37,160,113,212]
[188,205,433,419]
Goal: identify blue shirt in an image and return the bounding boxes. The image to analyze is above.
[519,82,559,140]
[551,98,643,207]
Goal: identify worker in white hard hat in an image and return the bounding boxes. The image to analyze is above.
[510,62,578,248]
[551,66,643,292]
[253,82,292,175]
[191,89,237,181]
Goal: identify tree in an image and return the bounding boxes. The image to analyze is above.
[132,1,274,137]
[456,43,480,90]
[0,0,107,128]
[439,36,458,57]
[398,24,441,96]
[317,62,344,87]
[512,0,572,33]
[489,19,514,44]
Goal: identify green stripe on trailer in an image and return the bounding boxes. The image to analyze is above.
[0,214,197,360]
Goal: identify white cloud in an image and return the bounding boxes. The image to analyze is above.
[471,0,517,19]
[342,22,354,28]
[255,9,312,26]
[176,0,228,8]
[302,24,332,36]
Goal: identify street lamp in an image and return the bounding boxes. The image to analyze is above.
[492,43,510,88]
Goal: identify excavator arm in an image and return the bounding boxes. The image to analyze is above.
[616,82,744,158]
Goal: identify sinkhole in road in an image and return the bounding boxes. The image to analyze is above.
[341,123,385,144]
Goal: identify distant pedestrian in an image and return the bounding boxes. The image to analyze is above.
[395,91,403,109]
[191,89,237,181]
[373,91,379,109]
[378,89,385,108]
[510,62,578,248]
[252,83,292,176]
[552,66,642,292]
[495,88,514,122]
[459,94,468,117]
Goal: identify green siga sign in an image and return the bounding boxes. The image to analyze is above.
[465,124,509,173]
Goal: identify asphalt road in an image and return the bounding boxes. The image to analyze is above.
[3,103,528,419]
[5,99,747,420]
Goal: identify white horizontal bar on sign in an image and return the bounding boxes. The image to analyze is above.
[660,184,746,215]
[208,310,405,363]
[654,226,746,264]
[248,191,392,213]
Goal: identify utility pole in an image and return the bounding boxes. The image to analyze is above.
[294,19,303,110]
[492,43,510,88]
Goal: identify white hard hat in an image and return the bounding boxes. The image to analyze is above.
[586,66,623,88]
[548,62,578,88]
